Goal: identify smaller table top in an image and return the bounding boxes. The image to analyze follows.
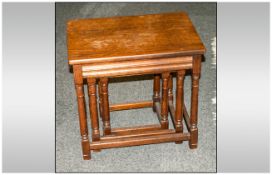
[67,12,205,65]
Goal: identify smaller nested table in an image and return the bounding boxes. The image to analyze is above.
[67,12,205,160]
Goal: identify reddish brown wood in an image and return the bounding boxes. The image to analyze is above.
[98,80,104,120]
[111,124,162,135]
[82,56,192,71]
[67,12,205,65]
[100,77,111,135]
[189,55,201,149]
[73,65,90,160]
[102,129,175,141]
[175,70,186,144]
[161,72,170,129]
[82,63,192,78]
[67,12,205,159]
[168,73,173,101]
[87,78,100,142]
[153,75,160,112]
[109,100,153,111]
[89,132,190,150]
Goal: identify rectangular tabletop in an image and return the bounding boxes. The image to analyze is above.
[67,12,205,65]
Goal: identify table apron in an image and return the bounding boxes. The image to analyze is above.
[82,63,192,78]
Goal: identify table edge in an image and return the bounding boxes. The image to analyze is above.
[68,49,206,65]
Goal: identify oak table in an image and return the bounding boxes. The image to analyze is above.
[66,12,206,160]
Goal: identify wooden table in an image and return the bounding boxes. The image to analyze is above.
[67,12,205,160]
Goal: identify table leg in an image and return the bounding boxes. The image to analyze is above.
[161,72,170,129]
[98,80,104,121]
[87,78,100,142]
[189,55,201,149]
[73,65,90,160]
[168,73,173,102]
[100,77,111,135]
[153,75,160,112]
[175,70,185,144]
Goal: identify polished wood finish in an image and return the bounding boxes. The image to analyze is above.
[100,77,111,135]
[111,124,162,135]
[73,65,90,160]
[153,75,160,112]
[189,55,202,149]
[82,62,192,78]
[82,56,192,71]
[89,132,190,150]
[161,73,170,129]
[98,80,104,120]
[67,12,205,159]
[102,129,175,141]
[175,70,186,143]
[168,73,174,102]
[87,78,100,141]
[67,12,205,65]
[110,100,153,111]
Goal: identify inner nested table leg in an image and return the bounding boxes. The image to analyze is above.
[87,78,100,142]
[153,75,160,112]
[98,80,104,121]
[168,73,173,102]
[100,77,111,135]
[161,72,170,129]
[175,70,185,144]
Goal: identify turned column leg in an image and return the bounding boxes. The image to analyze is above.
[98,80,104,121]
[168,73,173,102]
[161,72,170,129]
[73,65,90,160]
[87,78,100,142]
[100,77,111,135]
[153,75,160,112]
[175,70,185,144]
[189,55,202,149]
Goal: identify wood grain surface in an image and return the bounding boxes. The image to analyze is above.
[68,12,206,159]
[67,12,205,64]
